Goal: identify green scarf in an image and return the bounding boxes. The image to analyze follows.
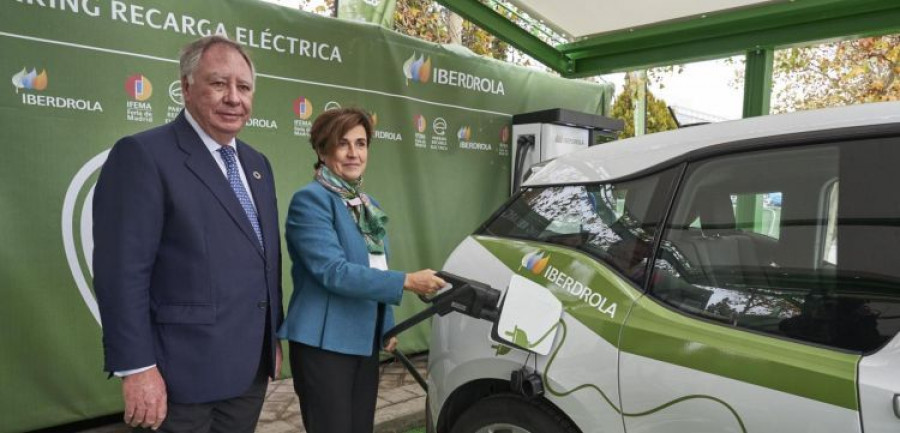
[315,166,388,254]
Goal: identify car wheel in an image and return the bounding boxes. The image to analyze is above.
[450,394,579,433]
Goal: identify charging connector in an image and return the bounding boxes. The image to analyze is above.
[510,366,544,398]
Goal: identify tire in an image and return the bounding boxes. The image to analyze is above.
[449,394,579,433]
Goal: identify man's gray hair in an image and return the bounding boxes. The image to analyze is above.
[179,35,256,85]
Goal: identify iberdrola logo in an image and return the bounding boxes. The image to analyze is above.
[12,67,48,93]
[457,126,472,141]
[521,250,550,275]
[402,53,431,84]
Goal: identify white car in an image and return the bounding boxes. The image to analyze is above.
[426,102,900,433]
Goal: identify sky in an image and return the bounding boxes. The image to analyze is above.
[257,0,746,121]
[601,57,746,121]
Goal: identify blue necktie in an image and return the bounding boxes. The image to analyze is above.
[218,145,263,248]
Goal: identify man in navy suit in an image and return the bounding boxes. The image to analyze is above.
[93,35,282,432]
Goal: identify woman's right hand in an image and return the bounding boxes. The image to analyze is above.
[404,269,446,296]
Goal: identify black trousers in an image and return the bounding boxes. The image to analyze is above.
[290,341,380,433]
[132,362,268,433]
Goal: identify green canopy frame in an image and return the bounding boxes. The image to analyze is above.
[435,0,900,117]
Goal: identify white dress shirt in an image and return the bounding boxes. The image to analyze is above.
[184,109,257,210]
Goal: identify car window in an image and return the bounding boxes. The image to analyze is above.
[482,168,679,285]
[650,141,900,352]
[821,181,838,266]
[725,191,782,239]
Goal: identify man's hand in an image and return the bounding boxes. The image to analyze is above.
[122,367,167,430]
[274,343,283,379]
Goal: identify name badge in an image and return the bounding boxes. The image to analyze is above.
[369,253,388,271]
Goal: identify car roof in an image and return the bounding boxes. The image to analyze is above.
[524,101,900,186]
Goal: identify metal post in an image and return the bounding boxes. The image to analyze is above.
[742,48,774,118]
[737,48,774,231]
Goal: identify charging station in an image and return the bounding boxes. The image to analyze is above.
[511,108,623,193]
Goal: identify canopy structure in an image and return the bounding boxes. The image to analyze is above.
[435,0,900,117]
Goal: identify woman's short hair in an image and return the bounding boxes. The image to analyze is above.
[309,107,374,169]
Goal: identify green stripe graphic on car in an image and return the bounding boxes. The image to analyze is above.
[475,235,860,410]
[543,319,748,433]
[494,322,561,355]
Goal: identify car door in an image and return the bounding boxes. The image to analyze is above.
[848,136,900,432]
[616,139,894,432]
[469,166,681,432]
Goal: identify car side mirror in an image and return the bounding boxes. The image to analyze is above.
[492,275,563,355]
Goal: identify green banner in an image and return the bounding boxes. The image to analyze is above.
[0,0,611,430]
[338,0,397,28]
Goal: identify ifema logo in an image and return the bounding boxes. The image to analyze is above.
[11,67,48,92]
[403,53,432,84]
[294,96,313,120]
[414,114,426,133]
[521,250,550,275]
[62,150,110,326]
[125,74,153,101]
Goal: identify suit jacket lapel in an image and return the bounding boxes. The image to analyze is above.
[174,113,265,258]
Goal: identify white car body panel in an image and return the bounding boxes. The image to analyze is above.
[859,332,900,431]
[525,102,900,185]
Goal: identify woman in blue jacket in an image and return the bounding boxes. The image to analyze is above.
[278,107,445,433]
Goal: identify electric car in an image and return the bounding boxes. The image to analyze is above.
[426,102,900,433]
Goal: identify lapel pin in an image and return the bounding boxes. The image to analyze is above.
[253,171,262,179]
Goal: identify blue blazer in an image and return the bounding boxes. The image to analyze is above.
[278,181,405,356]
[92,112,283,404]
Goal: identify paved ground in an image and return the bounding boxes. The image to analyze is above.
[77,354,428,433]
